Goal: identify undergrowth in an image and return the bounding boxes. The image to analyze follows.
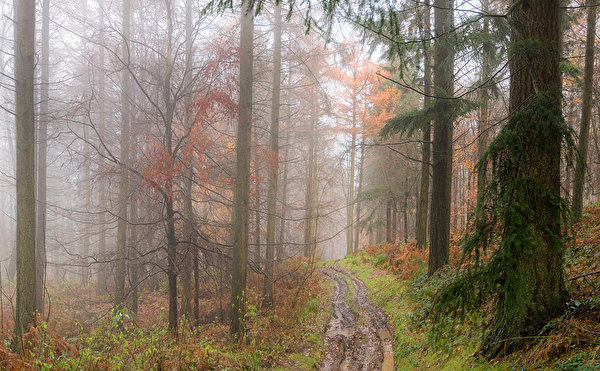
[0,258,331,370]
[341,204,600,370]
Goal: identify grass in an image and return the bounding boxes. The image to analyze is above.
[339,253,491,370]
[339,251,551,370]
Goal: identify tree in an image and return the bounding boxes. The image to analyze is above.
[114,0,131,312]
[353,137,365,253]
[96,2,108,294]
[181,0,194,322]
[15,0,37,342]
[415,0,432,250]
[263,2,282,308]
[36,0,50,315]
[572,0,597,221]
[434,0,569,357]
[230,2,254,340]
[476,0,491,205]
[427,0,454,276]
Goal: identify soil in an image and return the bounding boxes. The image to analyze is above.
[321,261,394,371]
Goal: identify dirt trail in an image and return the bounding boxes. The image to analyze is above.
[321,261,394,371]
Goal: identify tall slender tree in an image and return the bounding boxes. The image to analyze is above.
[36,0,50,315]
[354,137,365,253]
[476,0,491,205]
[428,0,454,276]
[114,0,131,311]
[97,3,108,293]
[416,0,432,250]
[15,0,37,342]
[181,0,194,321]
[572,0,597,221]
[230,2,254,340]
[263,2,282,308]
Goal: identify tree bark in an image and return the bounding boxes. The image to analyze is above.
[416,0,432,250]
[129,183,138,314]
[254,149,261,263]
[354,137,365,253]
[164,0,178,334]
[82,126,90,288]
[477,0,491,205]
[180,0,194,321]
[15,0,37,343]
[347,82,357,255]
[403,191,409,242]
[97,6,108,293]
[277,128,290,260]
[481,0,567,357]
[230,2,253,341]
[35,0,49,315]
[304,74,318,259]
[114,0,131,312]
[428,0,454,276]
[391,199,397,243]
[386,199,392,243]
[572,0,597,221]
[263,2,282,308]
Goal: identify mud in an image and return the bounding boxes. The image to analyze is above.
[321,261,394,371]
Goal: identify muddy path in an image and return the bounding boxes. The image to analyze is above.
[321,261,394,371]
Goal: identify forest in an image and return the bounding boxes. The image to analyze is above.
[1,0,600,369]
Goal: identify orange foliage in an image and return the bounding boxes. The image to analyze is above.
[363,236,462,279]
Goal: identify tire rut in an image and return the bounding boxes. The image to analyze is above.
[321,261,394,371]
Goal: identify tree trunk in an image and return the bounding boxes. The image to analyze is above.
[129,185,138,314]
[180,0,194,321]
[354,138,365,253]
[230,3,253,341]
[35,0,49,315]
[97,6,108,293]
[477,0,491,205]
[347,91,357,255]
[254,150,261,263]
[82,126,90,288]
[391,199,397,243]
[304,75,318,259]
[15,0,37,343]
[428,0,454,276]
[572,0,597,221]
[263,2,281,308]
[386,199,392,243]
[403,191,409,242]
[416,0,432,250]
[114,0,131,311]
[481,0,567,357]
[164,0,178,334]
[277,129,290,260]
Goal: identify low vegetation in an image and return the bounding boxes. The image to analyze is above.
[340,204,600,369]
[0,260,331,370]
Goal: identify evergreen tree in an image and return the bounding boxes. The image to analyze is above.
[433,0,570,357]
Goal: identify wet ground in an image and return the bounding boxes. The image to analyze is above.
[321,261,394,371]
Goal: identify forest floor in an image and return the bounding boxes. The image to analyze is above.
[340,204,600,370]
[1,205,600,369]
[0,259,333,370]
